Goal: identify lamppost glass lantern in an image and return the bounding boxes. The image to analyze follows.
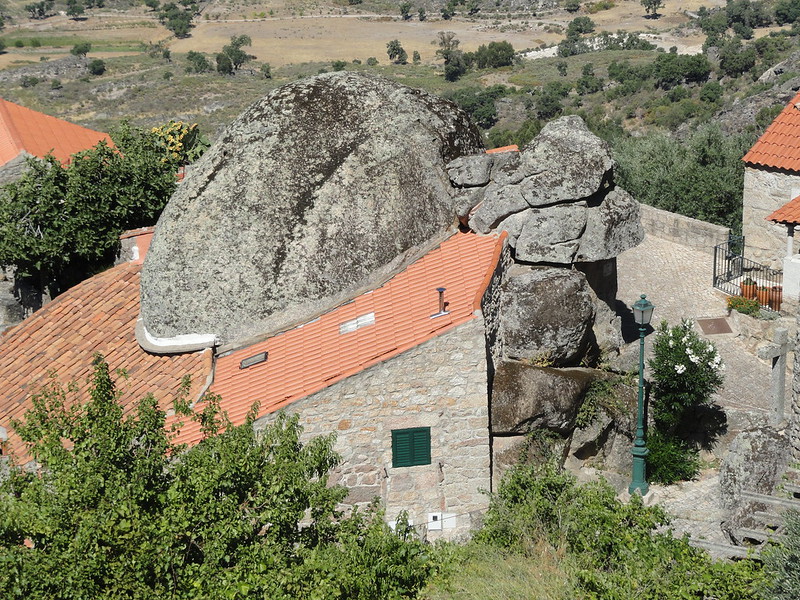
[632,295,655,326]
[629,294,654,496]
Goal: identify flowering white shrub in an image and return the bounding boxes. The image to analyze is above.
[648,319,724,430]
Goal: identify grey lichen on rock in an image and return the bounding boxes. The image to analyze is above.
[141,71,483,345]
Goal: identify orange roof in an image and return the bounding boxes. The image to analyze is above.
[743,91,800,172]
[0,262,212,461]
[172,230,504,446]
[486,145,519,154]
[0,98,111,167]
[766,194,800,224]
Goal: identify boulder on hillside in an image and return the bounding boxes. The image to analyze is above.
[141,72,484,345]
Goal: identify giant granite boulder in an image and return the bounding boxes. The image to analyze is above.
[141,72,483,345]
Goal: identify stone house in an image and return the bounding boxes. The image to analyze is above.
[742,89,800,268]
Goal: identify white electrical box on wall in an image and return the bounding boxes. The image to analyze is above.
[428,512,443,531]
[442,513,457,529]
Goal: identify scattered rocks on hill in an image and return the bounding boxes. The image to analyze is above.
[0,56,88,85]
[141,71,483,344]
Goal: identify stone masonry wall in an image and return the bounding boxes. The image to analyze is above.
[639,204,730,255]
[253,317,491,542]
[742,166,800,268]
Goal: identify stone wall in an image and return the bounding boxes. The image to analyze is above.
[742,166,800,268]
[253,317,491,542]
[639,204,730,255]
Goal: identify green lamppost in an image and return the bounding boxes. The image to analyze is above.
[629,294,654,496]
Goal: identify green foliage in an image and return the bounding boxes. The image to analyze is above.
[158,2,194,37]
[0,122,192,295]
[474,455,765,598]
[727,295,760,316]
[471,40,515,69]
[0,356,441,599]
[565,0,581,11]
[487,117,542,149]
[447,85,509,128]
[649,319,724,430]
[25,0,53,19]
[221,34,254,71]
[70,41,91,57]
[88,58,106,75]
[576,62,604,95]
[260,62,272,78]
[216,51,233,74]
[567,15,596,35]
[536,80,571,119]
[332,59,347,71]
[418,6,426,20]
[586,0,615,13]
[185,50,210,73]
[647,429,701,484]
[574,378,620,429]
[366,56,379,66]
[762,510,800,599]
[641,0,664,16]
[774,0,800,25]
[66,0,85,19]
[613,125,754,232]
[719,37,758,78]
[399,1,412,19]
[19,75,39,88]
[386,39,408,64]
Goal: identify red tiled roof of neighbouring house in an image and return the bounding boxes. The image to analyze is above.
[486,145,519,154]
[0,262,212,461]
[172,230,505,447]
[0,98,111,167]
[743,91,800,172]
[766,194,800,224]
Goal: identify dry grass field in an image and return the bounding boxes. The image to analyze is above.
[0,0,728,71]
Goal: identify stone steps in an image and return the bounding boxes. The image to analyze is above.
[734,527,785,545]
[688,537,754,559]
[741,489,800,510]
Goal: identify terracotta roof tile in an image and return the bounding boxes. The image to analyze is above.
[766,194,800,224]
[0,262,211,461]
[172,230,504,446]
[744,91,800,171]
[0,98,111,167]
[486,145,519,154]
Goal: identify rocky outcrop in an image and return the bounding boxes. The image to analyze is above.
[719,427,789,510]
[452,116,644,265]
[491,362,599,434]
[498,266,596,367]
[141,71,483,344]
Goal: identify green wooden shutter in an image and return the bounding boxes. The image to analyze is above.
[392,427,431,467]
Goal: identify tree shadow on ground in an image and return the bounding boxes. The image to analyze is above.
[677,403,728,451]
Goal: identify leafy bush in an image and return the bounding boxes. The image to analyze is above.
[474,453,764,599]
[0,356,442,599]
[649,319,724,430]
[586,0,614,12]
[727,295,760,316]
[762,510,800,599]
[88,58,105,75]
[647,428,701,484]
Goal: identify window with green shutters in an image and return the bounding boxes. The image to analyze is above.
[391,427,431,468]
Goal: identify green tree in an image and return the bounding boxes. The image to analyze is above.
[418,6,426,19]
[576,62,604,95]
[88,58,105,75]
[718,37,757,77]
[70,41,91,57]
[565,0,581,11]
[386,39,408,64]
[412,50,421,63]
[221,34,254,71]
[144,0,159,10]
[0,356,440,599]
[185,50,210,72]
[24,0,53,19]
[260,62,272,78]
[774,0,800,24]
[159,2,194,37]
[399,1,412,19]
[0,122,194,296]
[473,40,515,68]
[566,15,595,34]
[216,52,233,74]
[66,0,84,18]
[641,0,664,16]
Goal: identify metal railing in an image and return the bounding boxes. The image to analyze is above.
[713,235,783,310]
